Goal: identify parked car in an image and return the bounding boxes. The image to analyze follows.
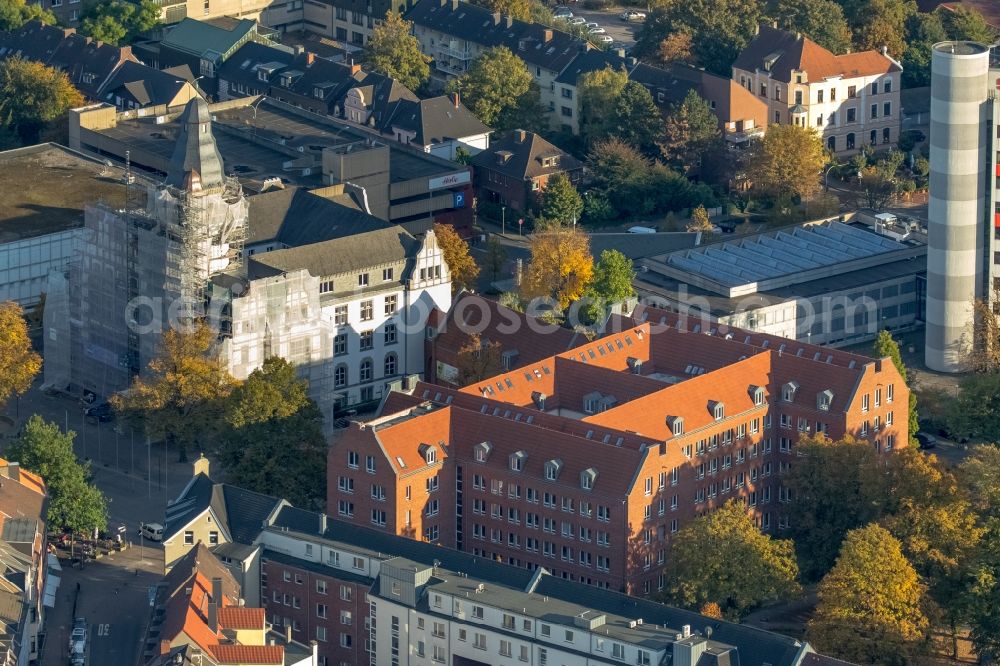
[588,25,607,34]
[84,402,114,424]
[139,522,164,542]
[569,16,586,24]
[585,21,599,29]
[597,35,614,43]
[620,10,646,20]
[916,432,937,450]
[554,8,573,18]
[69,620,86,654]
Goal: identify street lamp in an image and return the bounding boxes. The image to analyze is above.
[501,205,506,236]
[824,163,838,192]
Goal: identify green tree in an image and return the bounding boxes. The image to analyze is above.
[938,5,996,44]
[613,81,662,155]
[0,0,56,30]
[659,89,720,169]
[634,0,765,75]
[485,236,507,283]
[470,0,533,21]
[112,323,234,461]
[7,416,108,540]
[453,146,472,165]
[872,329,919,446]
[448,47,542,131]
[787,435,887,580]
[363,11,431,91]
[434,222,480,293]
[537,173,583,226]
[839,0,915,58]
[220,358,326,507]
[686,204,714,233]
[80,0,160,45]
[0,301,41,408]
[0,58,83,144]
[945,373,1000,443]
[902,12,947,88]
[808,524,928,664]
[661,501,800,619]
[581,249,635,324]
[750,123,827,202]
[577,66,629,145]
[774,0,852,54]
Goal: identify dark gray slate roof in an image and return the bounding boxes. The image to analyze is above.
[554,48,628,86]
[470,130,581,180]
[162,472,283,544]
[269,505,813,666]
[405,0,586,73]
[101,60,189,107]
[249,225,418,278]
[387,96,490,145]
[0,518,37,545]
[629,62,702,108]
[217,41,295,92]
[166,97,225,190]
[246,187,390,247]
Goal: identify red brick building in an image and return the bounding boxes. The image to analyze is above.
[328,307,909,594]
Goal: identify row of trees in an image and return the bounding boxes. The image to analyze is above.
[111,324,327,507]
[659,440,1000,663]
[633,0,996,85]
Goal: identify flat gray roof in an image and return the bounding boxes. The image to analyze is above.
[0,144,130,243]
[665,221,907,289]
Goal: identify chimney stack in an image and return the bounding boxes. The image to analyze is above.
[351,60,362,75]
[515,129,527,143]
[450,91,460,108]
[192,453,210,478]
[207,601,218,634]
[212,577,223,604]
[306,51,315,66]
[543,28,553,42]
[318,513,327,535]
[881,45,888,56]
[3,462,20,482]
[493,11,501,25]
[285,622,293,643]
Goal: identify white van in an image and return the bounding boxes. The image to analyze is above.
[139,522,164,542]
[628,226,657,234]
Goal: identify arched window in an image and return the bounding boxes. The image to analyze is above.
[384,353,397,377]
[846,133,856,150]
[360,359,373,382]
[827,135,836,152]
[334,365,347,388]
[870,129,877,146]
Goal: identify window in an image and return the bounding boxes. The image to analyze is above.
[338,500,353,517]
[712,402,724,420]
[848,85,857,98]
[544,459,562,481]
[862,394,870,412]
[366,455,376,473]
[339,585,352,601]
[871,81,879,95]
[334,334,347,356]
[334,365,347,388]
[360,359,372,382]
[847,133,855,150]
[384,294,397,315]
[319,280,334,294]
[884,79,892,94]
[334,305,347,325]
[669,416,684,436]
[883,127,891,144]
[887,384,894,403]
[817,89,824,103]
[316,579,328,594]
[871,103,878,119]
[383,323,397,345]
[360,300,373,321]
[794,90,802,104]
[847,108,856,123]
[384,353,397,376]
[358,273,369,287]
[371,509,386,526]
[339,632,351,647]
[317,603,328,619]
[883,101,891,117]
[360,330,373,351]
[183,531,194,545]
[383,267,394,281]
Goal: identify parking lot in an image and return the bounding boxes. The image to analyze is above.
[556,5,643,47]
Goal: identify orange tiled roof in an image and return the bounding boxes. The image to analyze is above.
[373,406,452,474]
[209,644,284,664]
[217,607,264,631]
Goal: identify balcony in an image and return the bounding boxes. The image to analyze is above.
[435,60,467,76]
[438,44,473,60]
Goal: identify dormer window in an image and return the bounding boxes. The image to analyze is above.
[583,391,601,415]
[544,459,562,482]
[667,416,684,437]
[510,451,527,472]
[474,441,492,463]
[419,444,437,465]
[531,391,546,410]
[258,69,269,81]
[710,401,725,421]
[817,390,834,411]
[580,468,597,491]
[782,381,799,402]
[750,385,765,406]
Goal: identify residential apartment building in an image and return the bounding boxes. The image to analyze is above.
[0,460,51,666]
[732,24,902,155]
[328,313,909,594]
[217,43,490,159]
[405,0,583,125]
[469,130,582,212]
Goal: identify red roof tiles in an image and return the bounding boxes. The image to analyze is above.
[209,644,284,664]
[217,607,265,631]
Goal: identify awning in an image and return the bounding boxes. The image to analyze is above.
[47,553,62,571]
[42,573,60,608]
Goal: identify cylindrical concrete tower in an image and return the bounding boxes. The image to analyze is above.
[925,41,991,373]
